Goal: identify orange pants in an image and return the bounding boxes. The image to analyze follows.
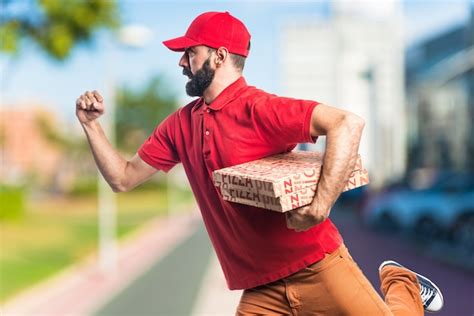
[236,244,423,315]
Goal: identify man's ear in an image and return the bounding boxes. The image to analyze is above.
[215,47,229,66]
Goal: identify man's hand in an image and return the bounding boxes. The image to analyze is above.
[285,203,330,232]
[76,90,105,124]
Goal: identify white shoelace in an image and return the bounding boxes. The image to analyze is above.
[420,285,434,304]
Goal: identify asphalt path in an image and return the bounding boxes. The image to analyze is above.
[94,226,213,316]
[94,207,474,316]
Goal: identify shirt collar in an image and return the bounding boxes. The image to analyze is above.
[192,77,248,113]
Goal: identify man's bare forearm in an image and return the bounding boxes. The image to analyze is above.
[311,116,365,214]
[81,120,128,192]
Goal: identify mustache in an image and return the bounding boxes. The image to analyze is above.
[182,67,193,78]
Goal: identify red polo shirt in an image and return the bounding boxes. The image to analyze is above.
[138,77,343,290]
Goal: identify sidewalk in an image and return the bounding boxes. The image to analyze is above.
[191,253,242,315]
[1,210,201,316]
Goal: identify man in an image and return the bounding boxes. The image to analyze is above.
[76,11,443,315]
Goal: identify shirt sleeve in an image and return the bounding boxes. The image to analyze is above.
[251,93,319,146]
[138,111,180,172]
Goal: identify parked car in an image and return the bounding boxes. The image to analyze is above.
[362,170,474,250]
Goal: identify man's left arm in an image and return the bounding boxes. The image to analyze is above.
[286,103,365,232]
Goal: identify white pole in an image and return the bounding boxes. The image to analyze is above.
[97,24,153,274]
[98,43,118,274]
[98,177,118,273]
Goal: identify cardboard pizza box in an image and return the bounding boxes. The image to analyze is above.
[213,151,363,198]
[219,168,369,212]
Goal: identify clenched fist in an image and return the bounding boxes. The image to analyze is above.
[286,204,330,232]
[76,90,105,124]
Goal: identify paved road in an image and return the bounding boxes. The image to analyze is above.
[94,226,213,316]
[94,207,474,316]
[332,209,474,316]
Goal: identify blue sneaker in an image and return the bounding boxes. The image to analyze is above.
[379,260,444,313]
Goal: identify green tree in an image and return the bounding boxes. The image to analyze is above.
[115,76,178,154]
[0,0,119,60]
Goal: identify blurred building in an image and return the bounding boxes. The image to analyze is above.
[0,106,64,185]
[405,5,474,172]
[280,0,405,189]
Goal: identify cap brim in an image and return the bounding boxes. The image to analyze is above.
[163,36,201,52]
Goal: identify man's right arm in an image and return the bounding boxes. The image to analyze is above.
[77,91,158,193]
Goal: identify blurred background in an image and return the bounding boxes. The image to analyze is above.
[0,0,473,315]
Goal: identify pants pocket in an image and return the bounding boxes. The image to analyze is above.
[304,245,345,273]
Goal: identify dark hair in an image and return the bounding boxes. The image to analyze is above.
[230,54,246,71]
[208,41,250,71]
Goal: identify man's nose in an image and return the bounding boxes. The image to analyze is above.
[179,53,189,67]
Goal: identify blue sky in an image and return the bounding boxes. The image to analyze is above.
[0,0,472,124]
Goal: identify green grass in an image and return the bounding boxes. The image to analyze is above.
[0,187,194,303]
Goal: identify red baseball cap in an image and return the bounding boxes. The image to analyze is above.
[163,11,251,57]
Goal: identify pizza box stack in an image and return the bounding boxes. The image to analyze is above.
[213,151,369,212]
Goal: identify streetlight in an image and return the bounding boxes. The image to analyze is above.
[98,24,153,274]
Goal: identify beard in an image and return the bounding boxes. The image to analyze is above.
[183,57,215,97]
